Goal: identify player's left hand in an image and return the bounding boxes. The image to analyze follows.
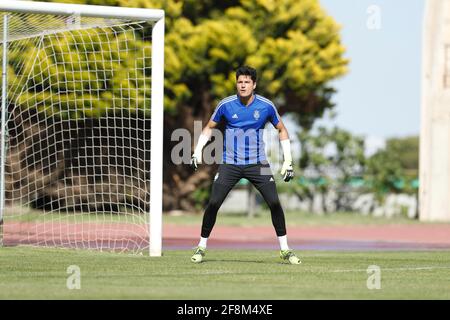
[280,161,294,182]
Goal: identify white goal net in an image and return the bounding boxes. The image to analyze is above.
[0,1,164,255]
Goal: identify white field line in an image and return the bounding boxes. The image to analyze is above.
[330,266,450,273]
[153,266,450,276]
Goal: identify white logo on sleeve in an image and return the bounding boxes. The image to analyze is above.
[269,177,274,182]
[214,173,219,181]
[232,114,238,119]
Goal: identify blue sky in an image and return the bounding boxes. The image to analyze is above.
[310,0,424,154]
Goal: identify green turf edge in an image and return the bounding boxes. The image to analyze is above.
[0,246,449,300]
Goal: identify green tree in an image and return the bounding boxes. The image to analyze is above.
[30,0,348,211]
[282,125,365,213]
[160,0,348,210]
[365,136,419,197]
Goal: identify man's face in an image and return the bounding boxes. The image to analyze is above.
[236,75,256,98]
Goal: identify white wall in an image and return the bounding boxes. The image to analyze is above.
[220,189,418,219]
[419,0,450,221]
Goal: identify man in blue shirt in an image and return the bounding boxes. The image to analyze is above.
[190,66,300,265]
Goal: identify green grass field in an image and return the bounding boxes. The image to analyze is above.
[2,210,449,299]
[0,246,449,299]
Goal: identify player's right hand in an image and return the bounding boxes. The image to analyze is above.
[190,154,200,171]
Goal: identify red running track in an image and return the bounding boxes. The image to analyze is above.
[3,221,450,251]
[163,224,450,251]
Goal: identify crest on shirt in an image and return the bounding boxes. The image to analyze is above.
[253,110,260,120]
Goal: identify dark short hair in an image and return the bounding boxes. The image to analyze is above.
[236,66,257,82]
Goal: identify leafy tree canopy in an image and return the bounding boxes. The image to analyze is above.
[366,136,419,195]
[29,0,348,210]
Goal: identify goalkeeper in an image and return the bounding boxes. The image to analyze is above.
[190,66,300,265]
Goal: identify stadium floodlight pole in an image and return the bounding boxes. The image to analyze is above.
[0,14,8,247]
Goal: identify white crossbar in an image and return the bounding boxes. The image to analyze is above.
[0,0,164,21]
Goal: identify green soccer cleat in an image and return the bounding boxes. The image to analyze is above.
[280,249,301,265]
[191,246,206,263]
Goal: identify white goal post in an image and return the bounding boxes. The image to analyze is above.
[0,0,164,256]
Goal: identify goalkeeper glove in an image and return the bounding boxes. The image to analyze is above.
[280,161,294,182]
[191,134,209,171]
[280,139,294,182]
[190,154,200,171]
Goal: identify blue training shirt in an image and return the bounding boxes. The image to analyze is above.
[210,94,281,165]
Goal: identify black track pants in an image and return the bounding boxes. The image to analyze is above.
[200,163,287,238]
